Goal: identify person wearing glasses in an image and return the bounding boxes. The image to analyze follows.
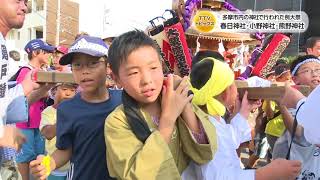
[291,55,320,91]
[30,36,122,180]
[270,56,320,150]
[271,55,320,179]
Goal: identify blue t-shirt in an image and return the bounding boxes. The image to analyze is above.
[56,90,122,180]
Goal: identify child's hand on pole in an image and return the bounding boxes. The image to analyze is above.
[239,91,262,119]
[256,158,301,180]
[159,74,193,143]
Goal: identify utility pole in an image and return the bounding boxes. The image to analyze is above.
[56,0,61,45]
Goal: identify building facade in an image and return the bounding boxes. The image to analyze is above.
[6,0,79,60]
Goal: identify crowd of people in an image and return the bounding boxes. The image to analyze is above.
[1,0,320,180]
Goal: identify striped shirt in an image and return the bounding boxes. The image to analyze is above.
[0,147,16,163]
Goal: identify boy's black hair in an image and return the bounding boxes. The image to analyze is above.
[192,50,224,67]
[274,63,290,76]
[190,58,214,89]
[305,37,320,50]
[108,30,160,76]
[290,55,319,76]
[275,58,288,66]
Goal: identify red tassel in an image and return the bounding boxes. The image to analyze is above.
[164,10,192,76]
[252,33,290,78]
[148,17,174,74]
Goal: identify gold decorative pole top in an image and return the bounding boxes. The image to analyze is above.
[202,0,225,10]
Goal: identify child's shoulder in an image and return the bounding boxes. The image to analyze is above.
[42,106,56,114]
[106,104,125,120]
[105,104,128,128]
[16,66,31,82]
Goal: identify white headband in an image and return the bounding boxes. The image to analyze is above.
[291,58,320,75]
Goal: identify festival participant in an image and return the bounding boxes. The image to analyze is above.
[305,37,320,58]
[40,83,77,180]
[272,55,320,179]
[105,30,217,179]
[190,57,301,180]
[263,63,292,158]
[291,55,320,91]
[51,45,69,72]
[15,39,55,180]
[29,35,122,180]
[277,56,320,144]
[0,0,40,150]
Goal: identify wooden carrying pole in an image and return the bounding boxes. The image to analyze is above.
[235,80,311,100]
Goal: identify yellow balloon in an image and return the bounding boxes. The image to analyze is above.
[42,155,51,176]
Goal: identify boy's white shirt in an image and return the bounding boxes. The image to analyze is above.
[297,85,320,144]
[0,33,24,137]
[194,113,255,180]
[283,107,320,179]
[282,129,320,180]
